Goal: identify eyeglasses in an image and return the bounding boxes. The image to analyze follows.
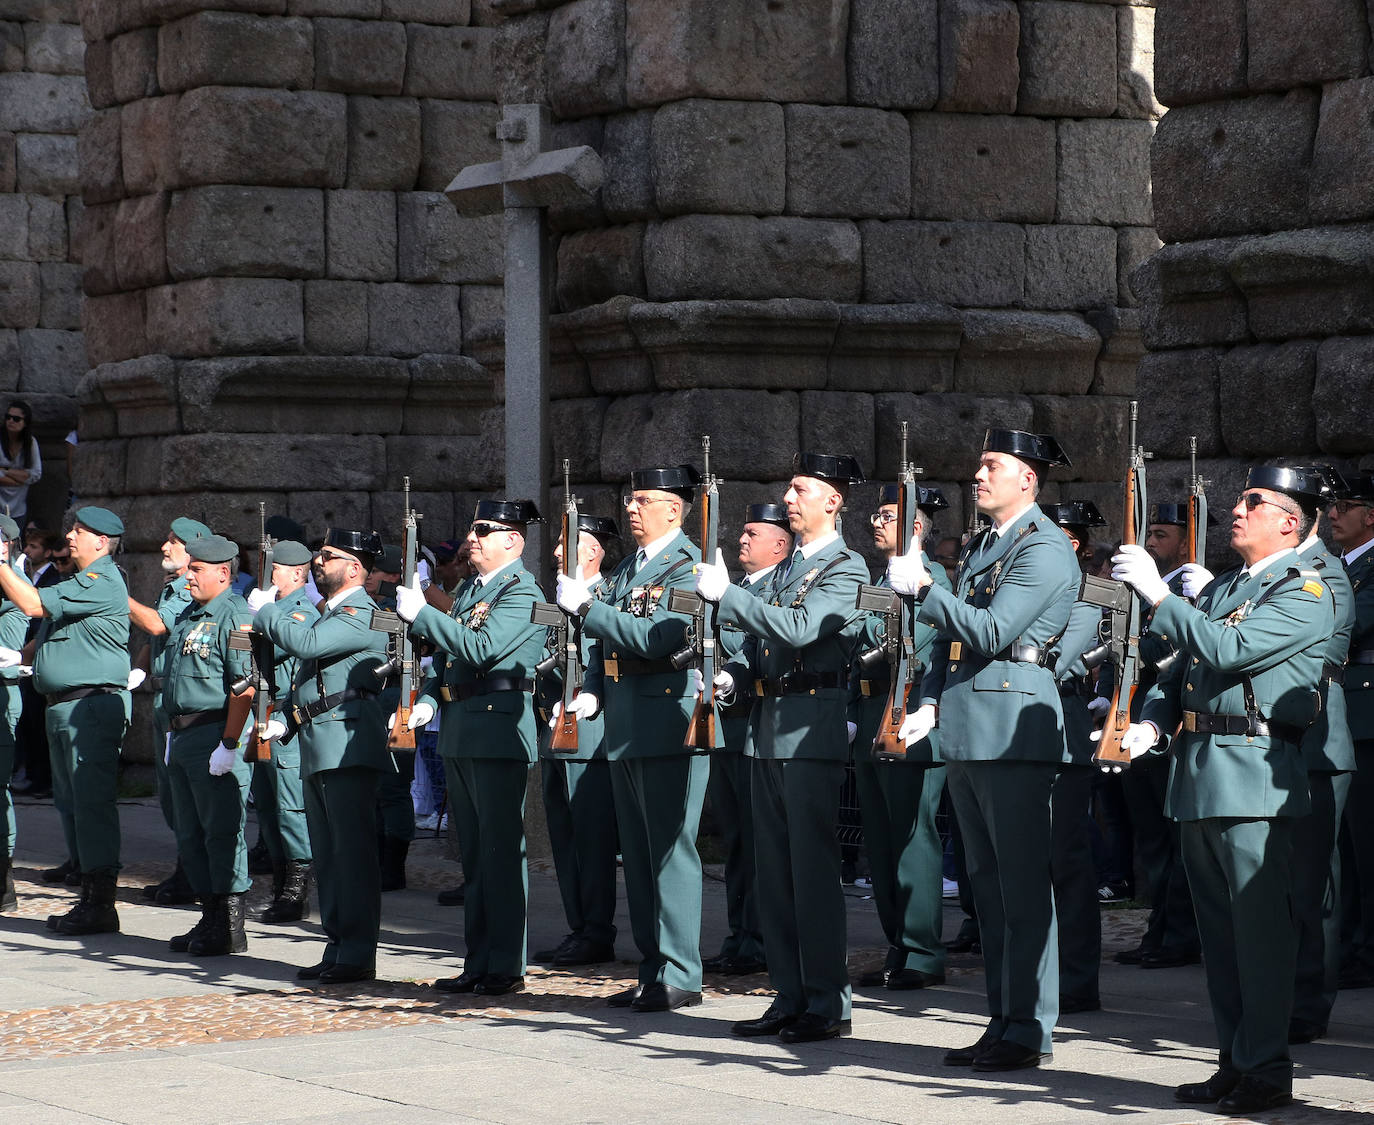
[1237,492,1298,517]
[868,512,898,527]
[4,415,24,423]
[470,522,514,538]
[622,494,673,511]
[1333,500,1370,515]
[316,549,354,564]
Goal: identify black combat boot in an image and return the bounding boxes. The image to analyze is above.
[1,853,15,912]
[262,860,310,923]
[170,899,215,952]
[41,857,78,884]
[46,874,89,931]
[247,836,273,876]
[191,893,247,956]
[153,859,196,906]
[55,872,120,935]
[379,837,408,892]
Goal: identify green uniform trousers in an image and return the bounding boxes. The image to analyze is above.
[250,756,312,865]
[946,759,1059,1052]
[47,694,129,877]
[152,706,176,834]
[611,754,709,992]
[1181,816,1296,1089]
[1340,740,1374,970]
[1122,753,1199,957]
[305,765,381,969]
[752,757,851,1021]
[542,757,618,948]
[706,749,764,962]
[1051,765,1101,1007]
[853,757,946,976]
[1292,772,1349,1030]
[168,726,251,895]
[377,757,416,843]
[0,682,19,853]
[445,756,530,978]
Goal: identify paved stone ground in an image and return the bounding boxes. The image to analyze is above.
[2,793,1372,1123]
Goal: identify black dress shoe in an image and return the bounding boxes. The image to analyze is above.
[1216,1076,1292,1115]
[858,967,889,987]
[436,882,466,906]
[606,984,643,1008]
[1059,995,1102,1014]
[1140,947,1201,969]
[1174,1068,1241,1103]
[702,952,733,973]
[732,1004,797,1037]
[720,955,767,975]
[944,934,980,954]
[887,968,945,991]
[296,960,333,981]
[943,1031,1000,1066]
[1288,1017,1325,1044]
[1113,947,1148,965]
[552,937,616,967]
[971,1040,1049,1072]
[475,974,525,996]
[41,859,77,884]
[319,963,376,984]
[434,970,485,993]
[778,1013,850,1043]
[533,934,575,963]
[631,982,701,1012]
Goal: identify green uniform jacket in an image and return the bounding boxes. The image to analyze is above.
[536,575,608,762]
[1298,538,1355,773]
[151,575,192,709]
[161,588,253,732]
[718,569,775,753]
[256,586,390,779]
[1052,599,1108,768]
[847,554,951,764]
[582,530,700,760]
[918,505,1078,763]
[33,553,130,694]
[412,561,544,763]
[0,566,32,680]
[719,535,869,761]
[1141,552,1335,820]
[1346,547,1374,739]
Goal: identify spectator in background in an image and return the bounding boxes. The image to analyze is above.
[0,401,41,530]
[932,536,960,584]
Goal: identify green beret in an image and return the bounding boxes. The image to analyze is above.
[186,534,239,565]
[170,516,212,544]
[74,506,124,537]
[272,540,312,566]
[0,516,19,541]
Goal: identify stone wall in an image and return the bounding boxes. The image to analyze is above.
[1138,0,1374,558]
[0,0,86,527]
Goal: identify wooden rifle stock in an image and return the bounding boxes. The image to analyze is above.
[550,469,581,753]
[387,476,420,751]
[684,436,719,751]
[873,423,918,762]
[245,502,274,762]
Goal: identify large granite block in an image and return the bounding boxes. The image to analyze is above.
[16,131,77,195]
[367,281,461,355]
[418,98,498,191]
[0,72,89,132]
[1314,337,1374,454]
[18,327,84,395]
[1030,394,1130,481]
[938,0,1019,113]
[326,189,397,280]
[1153,0,1245,108]
[800,390,876,478]
[347,95,421,190]
[911,113,1055,223]
[1311,78,1374,225]
[1229,226,1374,340]
[0,259,38,328]
[1218,342,1317,456]
[1117,4,1162,120]
[650,99,784,216]
[120,95,179,196]
[863,220,1024,307]
[827,302,961,392]
[953,310,1101,395]
[84,39,115,110]
[601,109,654,222]
[404,23,497,101]
[113,192,169,290]
[1134,239,1248,349]
[109,28,159,104]
[76,201,116,294]
[39,261,82,329]
[1136,347,1224,457]
[1057,119,1153,227]
[27,195,66,259]
[1247,0,1366,92]
[166,185,325,279]
[25,21,84,75]
[556,224,646,310]
[157,11,314,92]
[304,278,368,354]
[547,0,624,116]
[1023,224,1117,311]
[144,277,304,357]
[315,17,407,95]
[156,432,386,492]
[877,391,1033,479]
[82,291,147,367]
[786,105,909,219]
[397,192,500,283]
[0,192,26,259]
[1018,0,1117,117]
[848,0,938,109]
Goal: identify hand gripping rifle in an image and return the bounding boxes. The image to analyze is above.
[371,476,421,751]
[1080,401,1149,769]
[229,502,275,762]
[531,459,583,755]
[855,422,923,762]
[667,435,722,751]
[1186,435,1208,573]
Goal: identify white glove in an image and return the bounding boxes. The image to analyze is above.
[695,548,729,603]
[846,721,858,745]
[898,703,937,746]
[0,647,21,669]
[556,572,593,616]
[1179,562,1214,600]
[127,668,147,692]
[16,665,31,678]
[1091,720,1160,773]
[1087,695,1111,718]
[406,700,435,730]
[690,668,704,698]
[549,692,599,728]
[262,717,288,742]
[395,574,426,623]
[163,734,171,765]
[208,742,238,776]
[713,668,736,699]
[1111,544,1171,606]
[246,585,277,613]
[887,540,930,597]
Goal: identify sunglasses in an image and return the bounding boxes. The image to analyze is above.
[5,414,24,423]
[470,522,514,538]
[316,549,355,564]
[1237,492,1297,516]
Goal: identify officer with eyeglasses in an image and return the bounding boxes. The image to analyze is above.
[555,465,708,1013]
[1110,465,1337,1114]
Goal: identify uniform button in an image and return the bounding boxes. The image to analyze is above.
[664,688,671,694]
[1186,683,1193,691]
[809,689,815,696]
[1002,681,1009,688]
[764,648,769,656]
[486,704,493,711]
[1161,634,1168,640]
[950,663,959,671]
[1192,657,1199,665]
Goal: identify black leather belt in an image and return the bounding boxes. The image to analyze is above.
[858,670,923,698]
[167,709,227,732]
[289,688,376,727]
[438,676,533,703]
[1324,662,1346,685]
[149,675,164,691]
[753,672,846,697]
[996,643,1052,666]
[45,686,120,706]
[1350,650,1374,666]
[603,655,677,681]
[1181,710,1304,745]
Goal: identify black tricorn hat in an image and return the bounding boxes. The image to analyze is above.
[576,514,620,542]
[1245,464,1333,506]
[474,499,543,526]
[1043,501,1107,529]
[324,527,384,568]
[879,484,950,512]
[629,465,701,498]
[1341,469,1374,503]
[1149,502,1219,527]
[792,452,866,484]
[744,503,791,530]
[982,429,1072,469]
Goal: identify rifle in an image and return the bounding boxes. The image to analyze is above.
[230,503,275,762]
[1186,435,1207,572]
[666,435,721,751]
[962,481,985,545]
[370,476,421,751]
[1085,400,1149,769]
[539,459,583,754]
[855,422,921,762]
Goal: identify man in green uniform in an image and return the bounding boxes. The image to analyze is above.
[0,506,131,935]
[1112,464,1336,1114]
[395,500,546,997]
[888,430,1078,1071]
[161,535,256,956]
[128,516,212,906]
[702,503,791,978]
[851,485,951,992]
[534,513,621,968]
[700,452,869,1043]
[555,465,707,1012]
[257,528,391,984]
[245,540,317,923]
[0,516,29,912]
[368,543,416,892]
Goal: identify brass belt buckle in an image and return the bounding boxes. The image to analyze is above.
[949,641,963,661]
[439,686,454,704]
[860,680,872,698]
[292,705,306,726]
[1182,711,1197,733]
[754,679,765,698]
[604,658,620,682]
